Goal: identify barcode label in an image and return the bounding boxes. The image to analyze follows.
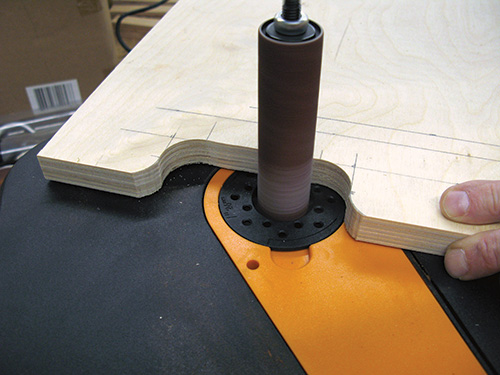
[26,79,82,113]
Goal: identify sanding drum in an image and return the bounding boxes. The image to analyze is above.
[257,14,324,221]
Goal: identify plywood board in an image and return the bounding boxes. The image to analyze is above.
[38,0,500,254]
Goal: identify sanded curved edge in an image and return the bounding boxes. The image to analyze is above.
[38,140,465,255]
[38,140,256,197]
[313,160,467,255]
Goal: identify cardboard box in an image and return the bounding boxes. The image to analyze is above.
[0,0,117,122]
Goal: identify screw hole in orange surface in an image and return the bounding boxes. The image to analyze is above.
[246,260,260,270]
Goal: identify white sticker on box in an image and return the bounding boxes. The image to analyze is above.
[26,79,82,113]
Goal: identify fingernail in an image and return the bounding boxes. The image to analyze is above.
[442,190,470,218]
[445,249,469,279]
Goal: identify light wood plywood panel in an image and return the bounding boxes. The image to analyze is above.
[38,0,500,254]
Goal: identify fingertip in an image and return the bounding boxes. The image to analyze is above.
[445,229,500,280]
[444,248,469,279]
[441,180,500,224]
[440,189,470,220]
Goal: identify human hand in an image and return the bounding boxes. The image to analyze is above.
[440,180,500,280]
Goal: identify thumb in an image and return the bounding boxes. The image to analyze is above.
[440,180,500,224]
[444,229,500,280]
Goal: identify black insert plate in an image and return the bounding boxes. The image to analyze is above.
[219,171,345,250]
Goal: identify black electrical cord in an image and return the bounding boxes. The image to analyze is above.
[115,0,169,52]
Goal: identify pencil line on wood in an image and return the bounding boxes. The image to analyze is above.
[317,131,500,162]
[166,130,178,148]
[156,107,257,124]
[207,122,217,140]
[327,160,454,185]
[154,107,497,150]
[96,154,104,166]
[351,153,358,185]
[120,128,175,138]
[355,166,457,185]
[334,18,351,62]
[318,116,500,148]
[154,106,499,161]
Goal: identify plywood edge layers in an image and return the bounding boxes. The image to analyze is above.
[38,140,258,196]
[38,145,463,255]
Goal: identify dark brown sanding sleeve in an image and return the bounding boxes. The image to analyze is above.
[257,22,323,221]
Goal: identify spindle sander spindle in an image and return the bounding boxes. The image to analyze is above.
[1,1,499,374]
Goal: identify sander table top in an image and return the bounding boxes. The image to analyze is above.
[1,144,500,374]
